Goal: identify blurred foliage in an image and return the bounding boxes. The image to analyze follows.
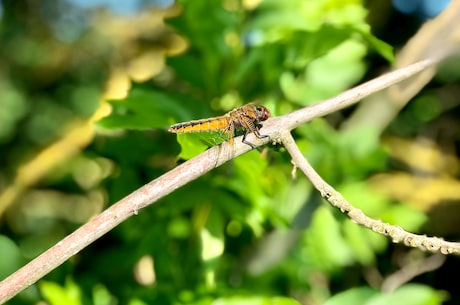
[1,0,460,305]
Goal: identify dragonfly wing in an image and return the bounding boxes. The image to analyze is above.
[218,121,235,159]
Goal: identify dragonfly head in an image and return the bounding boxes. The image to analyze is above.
[256,105,271,122]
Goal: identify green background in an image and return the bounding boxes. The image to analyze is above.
[0,1,459,304]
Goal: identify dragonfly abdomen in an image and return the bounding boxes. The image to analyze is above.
[168,116,230,133]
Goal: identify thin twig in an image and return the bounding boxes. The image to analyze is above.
[381,253,446,293]
[0,57,449,304]
[281,130,460,254]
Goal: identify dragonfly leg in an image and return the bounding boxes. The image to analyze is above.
[254,129,270,140]
[241,131,257,148]
[241,129,269,149]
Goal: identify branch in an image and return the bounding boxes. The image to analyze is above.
[268,57,441,132]
[0,57,448,303]
[380,253,446,292]
[344,0,460,132]
[281,130,460,254]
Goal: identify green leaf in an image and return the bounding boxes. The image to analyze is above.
[281,39,367,104]
[98,87,205,130]
[381,204,428,233]
[40,278,83,305]
[343,220,387,265]
[338,182,390,217]
[128,298,149,305]
[92,284,116,305]
[201,209,225,262]
[175,133,210,160]
[174,132,228,160]
[0,235,22,280]
[323,287,378,305]
[367,284,445,305]
[357,27,395,62]
[306,206,355,271]
[167,216,193,239]
[225,150,269,205]
[210,295,302,305]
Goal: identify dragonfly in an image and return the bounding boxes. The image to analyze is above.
[168,103,271,149]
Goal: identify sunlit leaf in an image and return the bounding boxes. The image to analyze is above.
[201,208,225,262]
[40,278,83,305]
[174,132,227,160]
[281,39,368,104]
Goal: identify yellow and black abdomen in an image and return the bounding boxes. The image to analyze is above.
[168,116,230,133]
